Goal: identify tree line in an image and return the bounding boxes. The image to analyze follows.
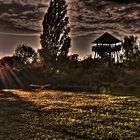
[0,0,140,93]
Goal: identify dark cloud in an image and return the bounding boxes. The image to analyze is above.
[0,0,139,58]
[0,0,139,37]
[68,0,140,38]
[107,0,140,4]
[0,0,49,33]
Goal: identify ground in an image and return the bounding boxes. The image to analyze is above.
[0,90,140,140]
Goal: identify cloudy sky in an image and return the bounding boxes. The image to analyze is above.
[0,0,140,58]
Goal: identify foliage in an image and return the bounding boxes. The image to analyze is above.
[0,56,24,68]
[123,35,138,59]
[14,44,37,64]
[122,36,140,70]
[40,0,71,65]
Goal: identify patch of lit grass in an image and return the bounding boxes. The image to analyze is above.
[0,90,140,139]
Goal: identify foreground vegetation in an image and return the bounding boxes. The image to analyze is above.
[0,89,140,139]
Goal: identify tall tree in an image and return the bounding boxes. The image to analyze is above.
[122,35,140,69]
[40,0,71,64]
[123,35,138,60]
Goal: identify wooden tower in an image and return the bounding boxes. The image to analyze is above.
[92,32,122,63]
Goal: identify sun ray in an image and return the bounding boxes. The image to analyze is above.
[0,61,25,89]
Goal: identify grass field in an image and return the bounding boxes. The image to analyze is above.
[0,90,140,140]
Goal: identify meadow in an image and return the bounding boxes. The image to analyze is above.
[0,89,140,140]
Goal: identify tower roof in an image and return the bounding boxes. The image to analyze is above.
[92,32,121,44]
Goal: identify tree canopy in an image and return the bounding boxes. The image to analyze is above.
[14,44,36,64]
[40,0,71,64]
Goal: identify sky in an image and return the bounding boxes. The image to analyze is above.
[0,0,140,58]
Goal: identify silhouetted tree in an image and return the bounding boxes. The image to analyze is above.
[0,56,14,67]
[40,0,71,65]
[123,35,137,60]
[68,54,79,69]
[0,56,25,69]
[122,36,140,69]
[14,44,36,64]
[81,55,94,69]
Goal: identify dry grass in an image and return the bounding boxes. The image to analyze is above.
[0,90,140,139]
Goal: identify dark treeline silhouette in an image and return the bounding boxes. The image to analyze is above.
[0,0,140,94]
